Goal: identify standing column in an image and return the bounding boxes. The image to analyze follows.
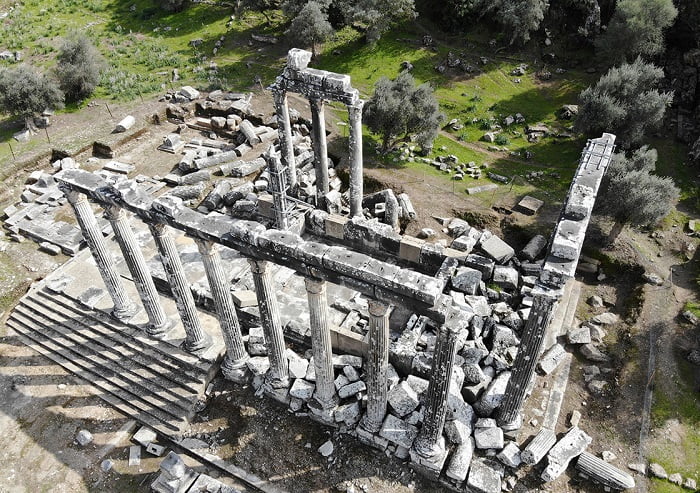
[361,299,391,432]
[498,290,558,426]
[62,187,136,320]
[347,100,365,218]
[149,223,211,353]
[272,88,297,192]
[309,97,330,207]
[304,277,337,410]
[248,259,289,388]
[197,239,249,380]
[413,321,460,458]
[104,204,171,338]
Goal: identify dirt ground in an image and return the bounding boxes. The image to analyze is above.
[0,91,698,493]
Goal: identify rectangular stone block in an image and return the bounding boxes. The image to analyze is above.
[325,214,349,239]
[379,414,418,449]
[399,235,425,263]
[480,235,515,264]
[232,290,257,308]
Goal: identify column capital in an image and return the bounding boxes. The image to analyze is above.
[247,258,269,275]
[195,238,215,256]
[304,276,326,295]
[348,99,365,115]
[271,87,287,104]
[309,96,325,111]
[149,221,168,236]
[368,299,391,318]
[58,183,79,201]
[103,203,126,222]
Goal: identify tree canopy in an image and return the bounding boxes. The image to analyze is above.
[574,58,673,148]
[286,1,334,57]
[498,0,549,45]
[597,146,679,242]
[0,65,63,128]
[595,0,677,62]
[56,35,103,102]
[363,71,443,153]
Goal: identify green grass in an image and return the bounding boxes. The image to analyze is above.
[684,301,700,319]
[649,356,700,489]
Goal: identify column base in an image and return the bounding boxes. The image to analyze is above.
[181,332,213,355]
[310,391,338,412]
[145,317,176,340]
[359,414,383,434]
[412,434,446,460]
[265,374,290,390]
[409,437,448,481]
[220,356,251,384]
[111,302,138,322]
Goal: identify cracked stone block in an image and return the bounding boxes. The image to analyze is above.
[492,266,519,291]
[474,426,504,449]
[444,417,472,444]
[497,442,521,468]
[446,437,474,481]
[463,363,486,384]
[579,343,610,362]
[474,371,510,417]
[567,324,591,344]
[464,254,495,279]
[246,356,270,376]
[475,417,497,428]
[538,344,568,375]
[467,458,504,493]
[286,349,309,379]
[463,295,491,317]
[388,381,420,417]
[592,312,619,325]
[338,380,366,399]
[648,463,668,479]
[334,401,361,423]
[133,426,157,446]
[334,374,350,390]
[542,426,592,482]
[332,354,362,368]
[452,267,482,295]
[289,378,315,401]
[379,414,418,449]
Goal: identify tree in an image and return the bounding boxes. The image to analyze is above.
[286,1,334,58]
[498,0,549,45]
[351,0,416,43]
[56,35,103,102]
[594,0,677,62]
[238,0,281,23]
[0,65,63,131]
[364,71,443,153]
[597,146,679,243]
[574,58,672,148]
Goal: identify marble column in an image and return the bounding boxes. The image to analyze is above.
[248,259,289,387]
[149,223,211,353]
[498,290,558,426]
[348,100,364,218]
[196,239,249,380]
[62,188,136,320]
[309,97,329,207]
[413,322,460,458]
[361,299,391,432]
[272,88,297,192]
[104,204,170,338]
[304,277,337,410]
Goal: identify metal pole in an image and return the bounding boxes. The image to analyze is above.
[44,127,50,144]
[8,142,16,161]
[105,103,114,119]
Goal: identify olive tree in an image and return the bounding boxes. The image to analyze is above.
[595,0,677,62]
[575,58,673,148]
[498,0,549,45]
[286,1,334,58]
[597,146,679,243]
[0,65,64,131]
[363,71,443,153]
[56,35,104,102]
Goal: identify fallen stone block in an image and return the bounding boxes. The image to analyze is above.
[473,426,504,449]
[388,381,420,417]
[379,414,418,449]
[538,343,567,375]
[542,426,592,482]
[289,378,315,401]
[480,236,515,264]
[497,441,521,468]
[446,437,474,481]
[467,458,503,493]
[521,428,556,465]
[115,115,135,133]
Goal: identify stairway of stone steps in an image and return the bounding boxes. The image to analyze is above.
[6,285,213,438]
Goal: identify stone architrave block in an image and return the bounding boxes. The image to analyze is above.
[379,414,419,449]
[541,426,592,482]
[551,220,584,260]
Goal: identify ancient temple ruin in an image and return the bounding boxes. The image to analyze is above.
[6,50,632,492]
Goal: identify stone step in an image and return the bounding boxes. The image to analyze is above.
[36,287,208,389]
[9,308,192,428]
[6,316,189,436]
[43,287,212,381]
[14,298,198,413]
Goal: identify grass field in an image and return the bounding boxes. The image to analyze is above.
[0,0,696,209]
